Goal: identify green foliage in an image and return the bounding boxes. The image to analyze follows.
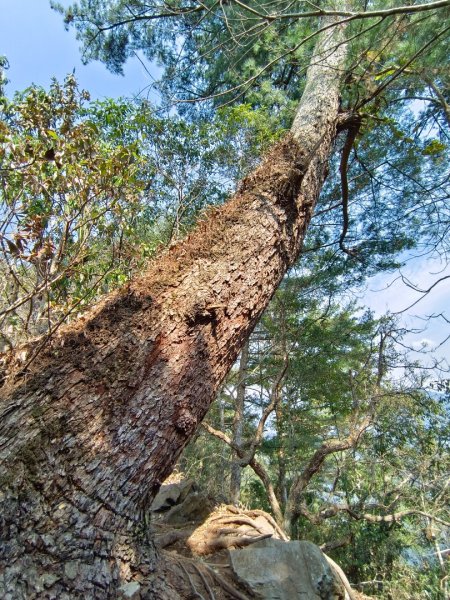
[55,0,450,281]
[328,390,449,597]
[185,277,449,598]
[0,75,282,348]
[0,56,9,99]
[0,76,148,346]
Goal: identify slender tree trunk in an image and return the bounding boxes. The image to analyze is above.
[275,398,288,507]
[0,20,347,598]
[218,393,228,496]
[274,308,289,509]
[230,340,249,504]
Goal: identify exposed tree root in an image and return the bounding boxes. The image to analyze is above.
[170,554,252,600]
[156,528,194,549]
[178,561,207,600]
[187,505,283,556]
[201,562,253,600]
[157,498,359,599]
[191,562,216,600]
[243,508,289,541]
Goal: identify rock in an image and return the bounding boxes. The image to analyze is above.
[164,490,213,524]
[150,479,194,513]
[229,538,346,600]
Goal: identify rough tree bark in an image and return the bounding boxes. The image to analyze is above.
[0,20,348,599]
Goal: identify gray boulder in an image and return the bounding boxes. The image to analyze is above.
[229,538,346,599]
[150,479,194,513]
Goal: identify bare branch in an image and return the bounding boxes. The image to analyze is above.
[300,502,450,528]
[393,274,450,314]
[359,510,450,527]
[226,0,450,23]
[282,417,372,530]
[202,422,284,524]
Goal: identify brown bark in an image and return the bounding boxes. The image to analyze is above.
[0,20,347,598]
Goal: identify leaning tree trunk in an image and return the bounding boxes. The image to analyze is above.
[0,21,347,599]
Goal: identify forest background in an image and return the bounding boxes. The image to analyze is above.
[1,1,449,598]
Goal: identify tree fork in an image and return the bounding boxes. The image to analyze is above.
[0,20,347,599]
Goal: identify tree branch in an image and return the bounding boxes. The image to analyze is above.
[283,417,371,530]
[299,502,450,528]
[338,116,362,258]
[243,353,289,464]
[356,23,450,110]
[290,418,371,500]
[82,4,206,33]
[202,422,284,525]
[230,0,450,23]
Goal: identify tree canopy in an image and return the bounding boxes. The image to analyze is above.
[53,0,450,292]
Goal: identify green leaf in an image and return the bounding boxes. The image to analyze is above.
[46,129,59,140]
[422,140,446,156]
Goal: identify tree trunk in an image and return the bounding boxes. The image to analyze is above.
[230,340,249,505]
[0,20,347,598]
[275,395,288,508]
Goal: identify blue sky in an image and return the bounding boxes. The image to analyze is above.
[1,0,449,364]
[0,0,154,98]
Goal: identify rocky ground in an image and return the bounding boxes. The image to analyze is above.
[146,477,373,600]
